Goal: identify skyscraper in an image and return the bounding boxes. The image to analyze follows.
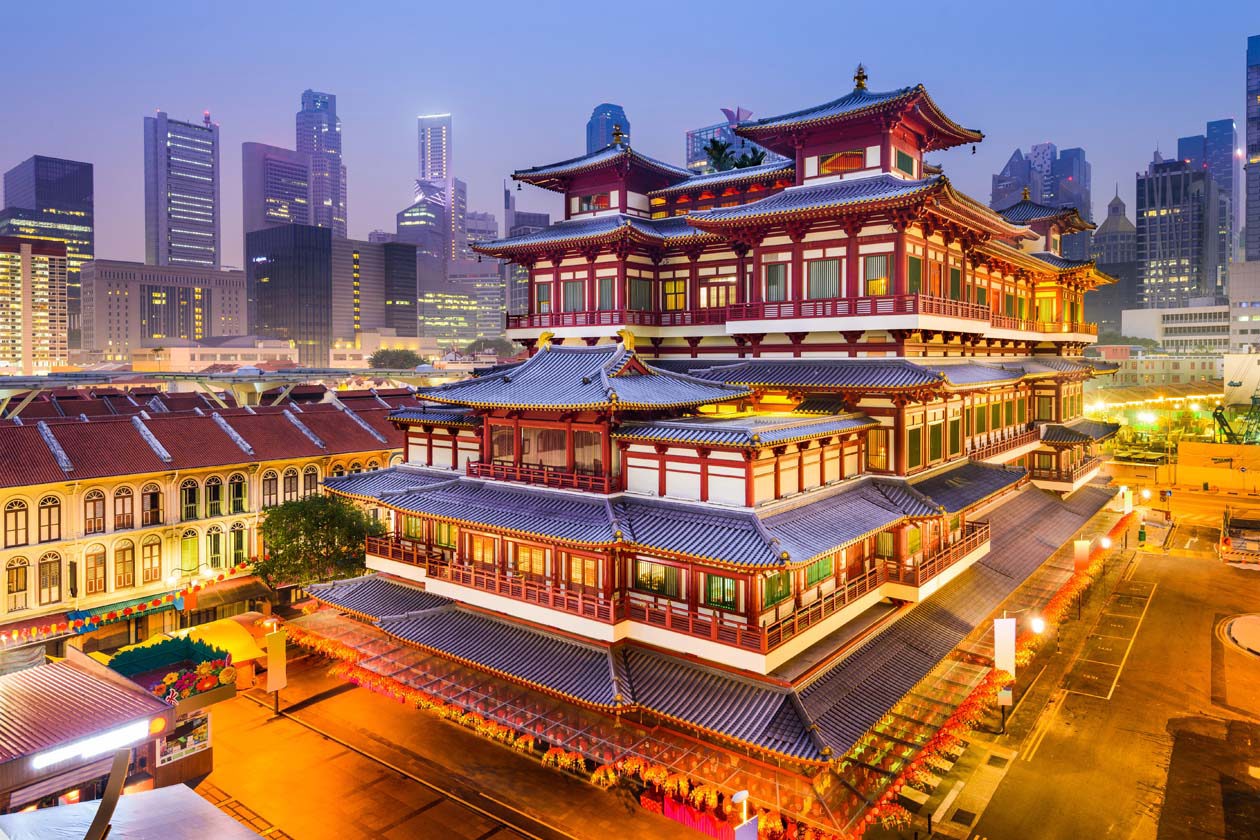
[1137,154,1221,307]
[296,90,347,237]
[1179,119,1239,271]
[0,236,68,374]
[143,111,221,267]
[417,114,452,181]
[991,144,1091,260]
[1247,35,1260,261]
[0,156,93,346]
[465,212,498,247]
[396,183,448,261]
[1087,190,1139,334]
[241,142,311,234]
[503,184,549,315]
[586,103,629,153]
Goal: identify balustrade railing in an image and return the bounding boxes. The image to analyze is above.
[466,461,612,493]
[967,428,1040,461]
[1029,455,1103,484]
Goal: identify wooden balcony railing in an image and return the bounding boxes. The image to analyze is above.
[967,428,1040,461]
[726,294,990,322]
[1029,455,1103,484]
[466,461,612,493]
[366,522,993,655]
[506,308,728,330]
[989,314,1098,335]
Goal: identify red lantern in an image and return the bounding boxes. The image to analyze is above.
[216,574,225,582]
[137,603,147,612]
[90,615,101,624]
[122,607,134,616]
[72,619,84,629]
[164,595,174,603]
[151,599,161,607]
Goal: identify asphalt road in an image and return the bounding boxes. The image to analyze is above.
[966,537,1260,839]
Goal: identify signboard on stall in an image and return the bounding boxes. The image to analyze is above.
[157,710,211,767]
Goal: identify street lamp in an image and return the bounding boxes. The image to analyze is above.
[1141,488,1152,501]
[1030,616,1046,635]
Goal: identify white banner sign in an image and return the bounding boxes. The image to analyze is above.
[265,629,287,693]
[993,617,1016,677]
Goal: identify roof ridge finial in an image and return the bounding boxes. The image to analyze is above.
[1021,186,1030,201]
[611,124,626,147]
[854,63,868,91]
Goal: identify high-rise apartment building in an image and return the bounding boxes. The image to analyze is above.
[684,108,786,174]
[0,236,68,374]
[0,156,93,347]
[991,149,1043,211]
[79,260,246,360]
[296,90,347,237]
[1137,155,1222,307]
[144,111,221,267]
[246,225,417,366]
[241,142,311,234]
[585,104,629,153]
[417,114,452,181]
[1247,35,1260,260]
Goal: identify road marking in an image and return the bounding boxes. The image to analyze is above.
[1022,690,1065,762]
[1103,584,1156,701]
[933,780,965,826]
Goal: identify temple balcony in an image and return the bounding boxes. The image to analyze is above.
[966,427,1041,464]
[465,460,613,494]
[506,307,729,331]
[726,293,991,323]
[1028,454,1104,495]
[988,313,1098,337]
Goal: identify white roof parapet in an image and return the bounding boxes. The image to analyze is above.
[130,416,174,463]
[283,409,325,449]
[330,398,388,444]
[35,421,74,473]
[211,412,255,457]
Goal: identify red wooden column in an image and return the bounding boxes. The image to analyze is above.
[687,251,701,314]
[750,243,764,304]
[844,220,863,298]
[744,452,756,507]
[698,449,710,502]
[893,399,908,475]
[450,430,459,470]
[732,243,750,305]
[786,222,808,302]
[565,418,575,473]
[892,218,908,297]
[584,251,599,312]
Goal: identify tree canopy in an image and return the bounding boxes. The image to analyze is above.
[464,337,517,357]
[368,348,424,369]
[703,138,735,172]
[1096,332,1159,351]
[255,494,386,588]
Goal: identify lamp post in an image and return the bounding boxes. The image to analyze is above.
[994,609,1045,734]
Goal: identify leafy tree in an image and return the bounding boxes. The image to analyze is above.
[255,495,385,587]
[368,348,424,369]
[733,148,767,169]
[703,138,736,172]
[464,337,517,357]
[1096,332,1159,351]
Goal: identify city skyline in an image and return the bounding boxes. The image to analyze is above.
[1,3,1255,269]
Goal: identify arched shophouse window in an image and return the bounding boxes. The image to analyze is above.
[114,540,135,589]
[228,474,247,514]
[141,483,163,526]
[141,535,162,584]
[180,479,200,521]
[84,490,106,534]
[180,529,200,575]
[282,468,299,502]
[303,466,320,497]
[84,544,107,594]
[4,500,28,548]
[207,525,224,568]
[331,464,346,478]
[205,476,224,518]
[38,496,61,542]
[367,460,380,472]
[6,557,30,611]
[261,471,279,508]
[349,462,363,475]
[113,487,134,530]
[230,522,248,565]
[37,551,61,605]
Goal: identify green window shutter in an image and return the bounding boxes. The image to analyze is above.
[949,268,961,300]
[907,427,922,470]
[948,418,961,455]
[907,256,922,294]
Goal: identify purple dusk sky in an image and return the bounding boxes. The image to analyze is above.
[2,1,1256,267]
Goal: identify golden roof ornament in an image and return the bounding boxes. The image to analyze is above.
[617,327,636,351]
[538,330,555,351]
[611,124,626,146]
[1022,186,1031,201]
[854,63,868,91]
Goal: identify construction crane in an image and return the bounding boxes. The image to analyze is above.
[1214,404,1242,444]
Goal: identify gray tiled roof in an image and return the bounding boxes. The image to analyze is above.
[419,344,750,410]
[384,479,617,544]
[1031,252,1097,271]
[994,198,1084,225]
[513,143,690,184]
[1041,418,1120,445]
[649,160,796,197]
[910,461,1027,514]
[378,608,621,706]
[323,465,455,499]
[737,86,917,132]
[793,395,849,415]
[762,480,939,561]
[615,497,781,566]
[690,358,944,390]
[688,175,940,224]
[916,362,1025,386]
[474,214,711,254]
[613,413,876,448]
[309,574,450,619]
[389,407,478,426]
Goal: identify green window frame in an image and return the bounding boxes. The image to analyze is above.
[974,405,988,433]
[402,516,424,540]
[863,255,889,296]
[1005,291,1015,316]
[929,422,943,462]
[762,571,792,607]
[977,286,988,307]
[1004,400,1015,426]
[562,280,584,313]
[907,256,922,295]
[805,555,833,586]
[1018,398,1027,423]
[948,418,961,456]
[628,278,652,312]
[990,402,1002,430]
[949,267,962,300]
[907,527,922,555]
[635,560,681,599]
[875,532,895,559]
[895,149,915,176]
[705,574,738,610]
[433,521,457,549]
[907,426,922,470]
[764,263,788,302]
[663,279,686,311]
[535,284,551,314]
[597,276,614,311]
[806,259,840,299]
[866,427,890,471]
